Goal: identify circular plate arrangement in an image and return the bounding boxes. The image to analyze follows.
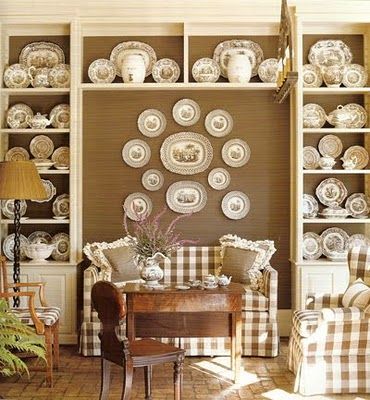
[342,145,369,169]
[343,64,368,87]
[141,169,164,191]
[303,103,326,129]
[32,179,56,203]
[152,58,180,83]
[4,64,31,88]
[52,194,70,217]
[205,109,233,137]
[345,193,369,218]
[28,231,52,244]
[88,58,116,84]
[30,135,54,159]
[349,234,370,248]
[5,147,30,161]
[308,40,353,68]
[213,39,264,78]
[302,232,322,260]
[137,109,167,137]
[166,181,207,214]
[172,99,201,126]
[160,132,213,175]
[320,227,349,257]
[51,233,70,261]
[303,146,320,169]
[50,104,70,129]
[110,41,157,77]
[3,233,29,261]
[19,41,65,68]
[123,192,152,220]
[303,194,319,219]
[302,64,323,88]
[316,178,348,206]
[318,134,343,158]
[221,191,250,220]
[52,146,70,167]
[6,103,34,129]
[122,139,151,168]
[208,168,231,190]
[342,103,367,128]
[222,139,251,168]
[257,58,278,83]
[49,64,70,88]
[192,57,220,83]
[1,199,27,219]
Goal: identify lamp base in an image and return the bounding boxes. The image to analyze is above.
[13,199,21,308]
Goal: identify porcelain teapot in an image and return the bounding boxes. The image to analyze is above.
[26,112,53,129]
[202,274,218,288]
[341,156,358,170]
[326,105,354,128]
[28,66,51,88]
[319,155,336,170]
[217,274,232,286]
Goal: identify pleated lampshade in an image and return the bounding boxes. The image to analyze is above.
[0,161,47,200]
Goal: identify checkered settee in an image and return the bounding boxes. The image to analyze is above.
[79,246,279,358]
[288,245,370,395]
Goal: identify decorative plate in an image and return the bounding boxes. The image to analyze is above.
[303,103,326,129]
[213,39,264,78]
[349,234,370,248]
[32,179,56,203]
[315,178,348,206]
[50,104,70,129]
[3,64,31,88]
[19,41,65,68]
[6,103,34,129]
[52,194,70,217]
[342,103,367,128]
[308,40,352,68]
[160,132,213,175]
[30,135,54,159]
[318,134,343,158]
[28,231,52,244]
[345,193,369,218]
[122,139,151,168]
[222,139,250,168]
[166,181,207,214]
[110,41,157,77]
[3,233,29,261]
[5,147,30,161]
[172,99,201,126]
[257,58,278,83]
[123,192,152,220]
[302,64,323,88]
[141,169,164,191]
[137,109,167,137]
[192,57,220,83]
[208,168,231,190]
[48,64,70,88]
[342,146,369,169]
[303,146,320,169]
[302,232,322,260]
[152,58,180,83]
[343,64,368,87]
[303,194,319,219]
[1,199,27,219]
[320,227,349,257]
[88,58,116,83]
[52,146,70,167]
[221,191,250,220]
[51,232,70,261]
[205,109,233,137]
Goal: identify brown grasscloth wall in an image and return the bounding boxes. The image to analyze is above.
[83,90,291,308]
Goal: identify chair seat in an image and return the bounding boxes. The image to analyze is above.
[12,306,61,326]
[130,339,184,364]
[243,287,269,311]
[292,309,321,338]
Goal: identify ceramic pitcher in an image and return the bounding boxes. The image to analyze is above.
[227,54,252,83]
[121,54,146,83]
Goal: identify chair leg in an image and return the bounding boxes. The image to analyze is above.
[100,358,111,400]
[52,320,60,370]
[121,360,134,400]
[174,354,184,400]
[144,365,153,400]
[44,326,53,387]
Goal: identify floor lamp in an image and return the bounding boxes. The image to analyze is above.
[0,161,46,307]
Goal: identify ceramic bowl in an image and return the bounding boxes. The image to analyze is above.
[24,243,55,262]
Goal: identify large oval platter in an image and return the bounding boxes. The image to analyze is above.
[160,132,213,175]
[166,181,207,214]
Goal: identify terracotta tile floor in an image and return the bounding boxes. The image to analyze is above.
[0,339,369,400]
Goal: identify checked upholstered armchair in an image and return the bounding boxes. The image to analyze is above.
[288,245,370,395]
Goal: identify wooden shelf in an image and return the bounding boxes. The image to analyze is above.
[1,88,70,95]
[303,169,370,174]
[298,259,347,266]
[303,218,370,224]
[38,170,70,175]
[303,87,370,95]
[0,129,69,134]
[5,261,74,267]
[1,218,70,224]
[303,128,370,133]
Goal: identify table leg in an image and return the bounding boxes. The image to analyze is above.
[234,311,242,384]
[231,313,236,375]
[126,297,135,342]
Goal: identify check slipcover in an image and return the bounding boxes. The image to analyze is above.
[79,246,279,358]
[288,245,370,395]
[12,306,61,326]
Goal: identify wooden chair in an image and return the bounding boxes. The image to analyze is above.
[0,256,60,387]
[91,280,185,400]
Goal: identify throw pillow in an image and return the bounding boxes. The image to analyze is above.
[221,246,259,284]
[102,245,140,283]
[342,278,370,312]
